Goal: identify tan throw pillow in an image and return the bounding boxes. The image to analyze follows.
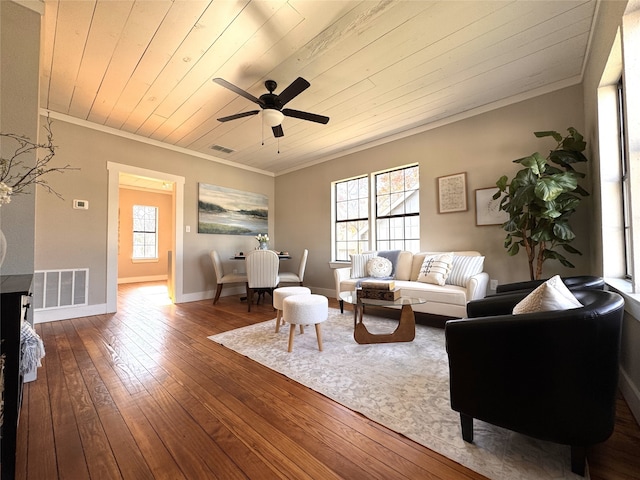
[367,257,393,278]
[417,253,453,286]
[513,275,583,314]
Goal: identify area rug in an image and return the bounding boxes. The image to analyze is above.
[208,309,587,480]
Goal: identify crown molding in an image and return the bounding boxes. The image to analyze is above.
[40,109,275,178]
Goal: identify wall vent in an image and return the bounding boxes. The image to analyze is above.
[33,269,89,310]
[210,144,235,154]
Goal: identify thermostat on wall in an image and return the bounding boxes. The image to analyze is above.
[73,199,89,210]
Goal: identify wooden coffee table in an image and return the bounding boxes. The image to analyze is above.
[339,291,426,344]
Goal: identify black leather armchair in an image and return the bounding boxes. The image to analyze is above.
[445,289,624,476]
[494,275,604,295]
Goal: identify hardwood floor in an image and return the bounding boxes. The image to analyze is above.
[15,282,640,480]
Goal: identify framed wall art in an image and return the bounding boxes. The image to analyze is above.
[198,183,268,235]
[475,187,509,226]
[437,172,467,213]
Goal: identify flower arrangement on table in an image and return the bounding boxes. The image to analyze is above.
[255,233,269,249]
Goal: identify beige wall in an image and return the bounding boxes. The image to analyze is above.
[0,2,40,275]
[276,85,589,293]
[34,120,275,304]
[118,188,173,281]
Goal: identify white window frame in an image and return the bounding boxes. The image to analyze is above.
[333,175,369,262]
[374,165,420,253]
[132,204,159,261]
[332,164,420,262]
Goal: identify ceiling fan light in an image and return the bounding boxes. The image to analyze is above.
[263,109,284,127]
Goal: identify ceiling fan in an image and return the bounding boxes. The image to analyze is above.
[212,77,329,138]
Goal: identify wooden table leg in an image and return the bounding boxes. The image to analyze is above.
[354,304,416,344]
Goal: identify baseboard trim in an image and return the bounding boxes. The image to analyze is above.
[620,366,640,427]
[34,303,109,324]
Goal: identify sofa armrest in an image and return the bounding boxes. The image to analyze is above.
[466,272,489,301]
[334,267,352,299]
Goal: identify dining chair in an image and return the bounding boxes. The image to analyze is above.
[245,250,280,312]
[278,249,308,286]
[209,250,248,304]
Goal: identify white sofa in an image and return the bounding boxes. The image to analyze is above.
[334,251,489,318]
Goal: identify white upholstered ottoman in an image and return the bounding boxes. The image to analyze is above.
[282,294,328,352]
[272,286,311,332]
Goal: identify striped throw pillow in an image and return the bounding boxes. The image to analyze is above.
[446,255,485,287]
[350,253,375,278]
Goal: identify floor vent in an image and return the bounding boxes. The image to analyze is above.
[210,144,235,154]
[33,269,89,310]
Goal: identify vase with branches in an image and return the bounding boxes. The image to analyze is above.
[494,127,589,280]
[0,116,76,265]
[1,116,75,204]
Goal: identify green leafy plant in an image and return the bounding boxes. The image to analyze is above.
[494,127,589,280]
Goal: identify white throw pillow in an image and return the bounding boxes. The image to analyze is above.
[350,253,375,278]
[417,253,453,286]
[446,255,485,287]
[367,257,393,278]
[512,275,583,314]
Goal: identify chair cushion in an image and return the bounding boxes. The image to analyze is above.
[417,253,453,286]
[513,275,582,314]
[367,257,393,278]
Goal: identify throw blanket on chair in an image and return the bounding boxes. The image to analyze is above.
[20,322,45,375]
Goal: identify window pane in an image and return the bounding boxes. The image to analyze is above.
[377,194,390,216]
[336,182,347,202]
[374,166,420,253]
[390,169,404,192]
[335,177,369,260]
[132,205,158,259]
[358,198,368,217]
[336,201,348,221]
[376,172,390,195]
[405,166,419,190]
[359,177,368,198]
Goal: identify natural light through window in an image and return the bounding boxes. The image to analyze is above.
[334,176,369,261]
[132,205,158,260]
[333,165,420,261]
[375,166,420,252]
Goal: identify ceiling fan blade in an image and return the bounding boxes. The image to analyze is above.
[277,77,310,106]
[272,125,284,138]
[212,78,264,106]
[217,110,260,122]
[282,108,329,124]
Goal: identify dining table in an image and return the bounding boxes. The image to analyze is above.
[230,253,292,260]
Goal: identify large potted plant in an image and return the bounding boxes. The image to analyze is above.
[494,127,589,280]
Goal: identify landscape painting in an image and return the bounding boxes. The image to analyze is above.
[198,183,268,235]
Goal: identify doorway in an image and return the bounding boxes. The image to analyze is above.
[106,162,185,313]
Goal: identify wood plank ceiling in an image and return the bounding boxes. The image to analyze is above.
[40,0,598,175]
